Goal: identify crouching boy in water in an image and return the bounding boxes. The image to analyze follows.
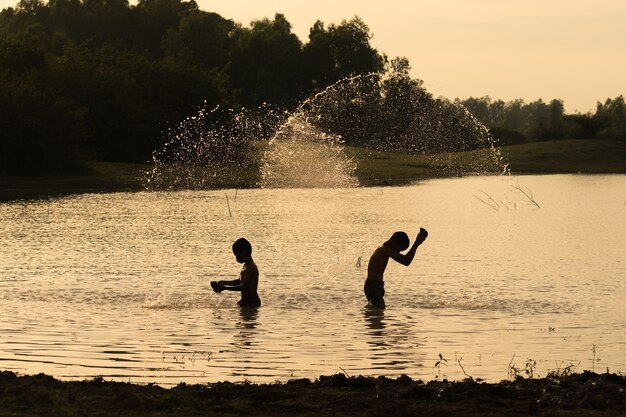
[365,228,428,308]
[211,238,261,307]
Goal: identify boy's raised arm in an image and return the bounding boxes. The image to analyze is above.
[389,227,428,266]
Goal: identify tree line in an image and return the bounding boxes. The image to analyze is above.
[0,0,384,174]
[1,0,624,175]
[460,96,626,146]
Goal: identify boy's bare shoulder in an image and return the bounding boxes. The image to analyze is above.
[371,246,393,258]
[245,261,259,274]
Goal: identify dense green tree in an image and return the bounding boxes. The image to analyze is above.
[563,113,598,139]
[302,16,384,92]
[49,44,231,161]
[534,99,565,140]
[131,0,197,55]
[48,0,83,41]
[0,75,87,174]
[0,31,45,70]
[0,34,87,174]
[596,96,626,139]
[228,13,302,107]
[83,0,130,41]
[162,11,234,69]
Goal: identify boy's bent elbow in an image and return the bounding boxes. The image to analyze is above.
[401,254,418,266]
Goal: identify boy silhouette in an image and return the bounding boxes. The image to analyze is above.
[365,228,428,308]
[211,238,261,307]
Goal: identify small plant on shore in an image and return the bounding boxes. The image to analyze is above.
[507,354,519,379]
[591,343,602,372]
[456,356,473,380]
[547,361,580,381]
[434,353,448,379]
[524,359,538,378]
[508,355,539,379]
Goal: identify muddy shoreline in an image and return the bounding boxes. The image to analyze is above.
[1,371,624,416]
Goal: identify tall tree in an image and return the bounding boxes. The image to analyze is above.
[131,0,197,56]
[162,11,234,70]
[302,16,384,93]
[229,13,302,107]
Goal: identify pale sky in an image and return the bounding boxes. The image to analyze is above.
[2,0,624,112]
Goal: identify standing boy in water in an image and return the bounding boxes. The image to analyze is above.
[211,238,261,307]
[365,228,428,308]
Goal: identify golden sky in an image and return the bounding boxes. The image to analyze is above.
[1,0,623,112]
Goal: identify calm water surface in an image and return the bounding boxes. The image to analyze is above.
[1,175,625,385]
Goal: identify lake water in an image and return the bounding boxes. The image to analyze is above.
[1,174,625,385]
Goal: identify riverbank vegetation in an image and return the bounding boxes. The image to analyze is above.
[1,370,624,417]
[1,139,624,202]
[1,0,625,177]
[350,138,626,184]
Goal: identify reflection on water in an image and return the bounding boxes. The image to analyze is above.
[364,307,392,368]
[362,307,425,372]
[237,307,259,348]
[364,307,385,335]
[1,175,625,385]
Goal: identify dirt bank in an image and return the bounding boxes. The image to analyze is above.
[1,371,624,416]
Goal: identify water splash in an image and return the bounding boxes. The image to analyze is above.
[144,104,286,190]
[258,114,358,188]
[259,71,508,186]
[453,101,510,176]
[145,71,510,190]
[142,290,222,309]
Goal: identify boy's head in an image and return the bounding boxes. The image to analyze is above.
[388,231,410,251]
[232,237,252,263]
